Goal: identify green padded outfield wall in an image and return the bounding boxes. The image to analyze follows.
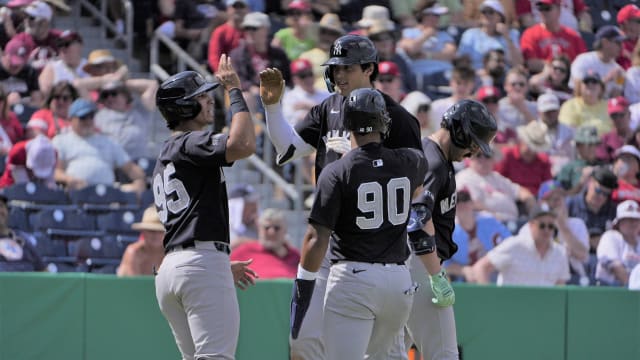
[0,274,639,360]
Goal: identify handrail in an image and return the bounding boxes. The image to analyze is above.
[150,30,214,81]
[74,0,133,66]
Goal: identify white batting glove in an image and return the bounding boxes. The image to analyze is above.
[325,136,351,155]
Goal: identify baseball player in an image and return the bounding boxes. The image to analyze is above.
[259,34,422,360]
[292,88,428,360]
[406,100,497,359]
[153,55,259,360]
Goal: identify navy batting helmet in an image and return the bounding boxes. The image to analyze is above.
[344,88,390,137]
[156,71,219,126]
[441,99,497,156]
[323,35,379,92]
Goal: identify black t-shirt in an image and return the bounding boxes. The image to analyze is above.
[413,138,458,260]
[310,143,428,264]
[294,91,422,181]
[153,131,233,251]
[0,63,40,99]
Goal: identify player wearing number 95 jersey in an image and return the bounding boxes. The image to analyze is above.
[152,55,259,360]
[293,88,428,360]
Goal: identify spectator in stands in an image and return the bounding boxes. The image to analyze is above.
[0,193,46,272]
[597,97,632,163]
[429,63,476,124]
[495,120,552,195]
[282,58,329,126]
[27,45,55,74]
[0,86,23,147]
[463,0,517,28]
[537,92,574,174]
[230,12,290,116]
[207,0,248,72]
[596,199,640,286]
[12,1,61,51]
[24,116,48,139]
[79,48,129,100]
[629,263,640,290]
[516,0,591,33]
[471,204,570,286]
[117,205,165,277]
[457,149,536,222]
[570,25,626,98]
[170,0,216,62]
[556,125,603,194]
[611,145,640,203]
[457,0,522,71]
[52,98,146,194]
[476,85,515,147]
[537,179,590,285]
[0,133,56,188]
[271,0,316,61]
[477,48,507,90]
[0,37,42,107]
[625,39,640,105]
[27,81,77,139]
[446,189,511,282]
[37,30,88,97]
[558,71,610,135]
[94,79,159,159]
[617,4,640,70]
[353,5,391,34]
[229,183,260,247]
[299,13,344,91]
[398,2,457,77]
[566,166,618,252]
[400,91,433,137]
[230,208,300,279]
[497,68,537,131]
[374,61,404,103]
[528,54,572,102]
[519,0,586,74]
[366,18,417,93]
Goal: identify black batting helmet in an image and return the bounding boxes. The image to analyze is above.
[441,99,497,156]
[323,35,379,91]
[344,88,390,137]
[156,71,219,127]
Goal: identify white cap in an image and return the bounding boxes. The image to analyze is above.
[24,1,53,21]
[615,144,640,162]
[26,134,56,179]
[241,12,270,28]
[537,93,560,112]
[614,200,640,225]
[480,0,505,17]
[422,3,449,16]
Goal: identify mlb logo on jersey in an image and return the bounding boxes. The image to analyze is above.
[372,159,383,167]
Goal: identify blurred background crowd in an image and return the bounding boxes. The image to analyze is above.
[0,0,638,291]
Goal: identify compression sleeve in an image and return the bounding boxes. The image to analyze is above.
[264,103,315,165]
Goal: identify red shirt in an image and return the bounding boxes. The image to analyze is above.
[494,145,552,195]
[596,130,625,163]
[0,140,27,188]
[613,179,640,203]
[520,23,587,62]
[515,0,587,16]
[1,111,23,144]
[617,38,637,70]
[230,241,300,279]
[207,22,243,72]
[29,109,69,139]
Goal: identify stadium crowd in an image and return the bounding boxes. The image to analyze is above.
[0,0,638,290]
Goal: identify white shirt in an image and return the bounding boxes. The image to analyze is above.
[569,51,623,96]
[596,229,640,285]
[629,263,640,290]
[50,58,89,85]
[429,97,456,129]
[281,85,330,126]
[456,167,521,221]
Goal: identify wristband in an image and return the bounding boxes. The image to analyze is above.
[229,88,249,116]
[297,265,317,280]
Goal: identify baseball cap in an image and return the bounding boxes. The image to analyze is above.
[480,0,505,17]
[378,61,399,76]
[241,12,270,28]
[476,85,500,102]
[69,98,97,118]
[290,58,312,75]
[618,4,640,24]
[56,30,83,48]
[7,0,34,8]
[573,125,600,144]
[538,179,563,200]
[422,3,449,15]
[26,134,56,179]
[615,145,640,163]
[24,1,52,21]
[613,200,640,226]
[5,38,31,67]
[536,0,560,5]
[595,25,626,43]
[582,70,602,83]
[318,13,345,35]
[26,117,49,133]
[530,202,556,220]
[537,93,560,113]
[287,0,310,12]
[592,166,618,189]
[608,96,629,115]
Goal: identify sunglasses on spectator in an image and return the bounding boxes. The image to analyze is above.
[417,104,431,113]
[553,66,567,73]
[53,94,72,102]
[79,112,95,121]
[583,79,600,85]
[243,26,258,32]
[536,4,553,12]
[475,152,492,159]
[538,222,557,231]
[288,11,308,17]
[101,90,120,99]
[370,33,394,42]
[594,185,612,197]
[263,225,281,231]
[296,72,313,79]
[509,81,526,88]
[611,112,627,120]
[482,97,499,104]
[378,76,395,83]
[481,9,496,16]
[231,2,247,9]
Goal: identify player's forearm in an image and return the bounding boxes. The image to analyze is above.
[264,104,314,163]
[226,88,256,161]
[299,224,330,273]
[418,251,442,275]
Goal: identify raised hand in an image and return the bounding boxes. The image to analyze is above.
[215,54,242,91]
[259,68,285,105]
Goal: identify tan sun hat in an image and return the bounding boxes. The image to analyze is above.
[516,121,551,153]
[132,207,165,232]
[82,49,123,76]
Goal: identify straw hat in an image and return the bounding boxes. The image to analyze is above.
[132,207,165,232]
[516,121,551,153]
[82,49,122,76]
[318,13,345,35]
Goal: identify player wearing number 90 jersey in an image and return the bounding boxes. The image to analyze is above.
[152,57,259,360]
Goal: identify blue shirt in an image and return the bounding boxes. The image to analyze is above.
[447,214,512,266]
[457,27,520,70]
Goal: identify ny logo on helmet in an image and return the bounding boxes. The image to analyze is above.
[332,43,342,56]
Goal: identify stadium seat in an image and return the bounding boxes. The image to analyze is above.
[68,184,139,212]
[8,206,30,231]
[96,209,143,236]
[32,232,68,258]
[29,208,103,239]
[3,182,70,211]
[72,236,124,274]
[140,189,155,209]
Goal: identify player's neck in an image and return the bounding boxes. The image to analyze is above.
[429,130,451,161]
[352,133,381,148]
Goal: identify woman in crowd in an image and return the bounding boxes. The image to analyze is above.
[28,81,78,139]
[559,71,610,135]
[529,54,573,102]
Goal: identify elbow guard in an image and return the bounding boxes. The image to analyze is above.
[408,230,436,255]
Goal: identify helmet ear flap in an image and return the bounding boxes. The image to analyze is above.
[324,66,335,93]
[446,116,472,149]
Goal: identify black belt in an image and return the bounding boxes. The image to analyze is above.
[331,259,405,266]
[168,241,230,255]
